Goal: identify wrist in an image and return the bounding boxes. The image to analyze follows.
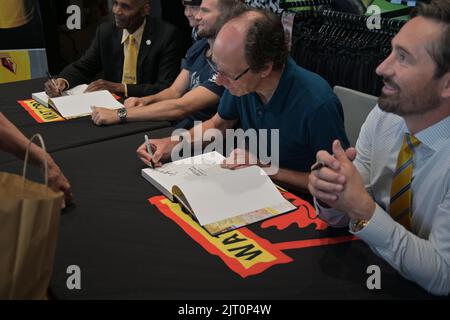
[115,83,125,95]
[44,154,58,173]
[316,198,331,208]
[349,194,376,221]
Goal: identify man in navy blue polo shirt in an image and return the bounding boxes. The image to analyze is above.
[217,57,347,174]
[137,7,349,194]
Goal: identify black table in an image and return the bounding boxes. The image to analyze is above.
[0,78,171,164]
[0,129,437,300]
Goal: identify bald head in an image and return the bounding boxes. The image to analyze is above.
[214,9,289,73]
[216,10,263,45]
[213,11,264,66]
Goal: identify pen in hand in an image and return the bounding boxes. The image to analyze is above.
[46,71,62,96]
[311,160,326,171]
[144,134,155,169]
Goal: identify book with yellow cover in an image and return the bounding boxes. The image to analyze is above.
[142,152,296,235]
[32,86,123,119]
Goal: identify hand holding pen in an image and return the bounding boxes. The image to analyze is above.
[137,136,178,168]
[44,71,65,97]
[144,134,155,169]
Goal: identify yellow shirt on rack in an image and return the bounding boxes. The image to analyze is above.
[0,0,34,29]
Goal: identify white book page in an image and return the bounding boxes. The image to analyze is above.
[32,84,89,105]
[51,90,123,119]
[177,165,290,226]
[141,152,227,197]
[65,84,88,95]
[31,91,49,106]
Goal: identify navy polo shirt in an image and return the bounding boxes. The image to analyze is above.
[175,38,224,129]
[218,57,349,172]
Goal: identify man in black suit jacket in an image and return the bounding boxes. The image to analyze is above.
[45,0,182,98]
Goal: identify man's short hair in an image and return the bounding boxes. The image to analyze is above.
[412,0,450,78]
[215,0,247,33]
[243,9,289,72]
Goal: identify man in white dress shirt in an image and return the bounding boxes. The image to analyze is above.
[308,0,450,295]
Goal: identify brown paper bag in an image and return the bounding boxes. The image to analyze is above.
[0,134,63,299]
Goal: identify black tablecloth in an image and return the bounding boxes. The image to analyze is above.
[0,78,170,164]
[0,129,436,299]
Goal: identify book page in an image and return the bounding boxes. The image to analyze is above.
[65,84,88,95]
[31,91,49,106]
[50,90,123,119]
[31,84,88,107]
[141,152,227,200]
[176,165,294,226]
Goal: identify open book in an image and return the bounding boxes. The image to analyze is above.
[32,85,123,119]
[142,151,296,235]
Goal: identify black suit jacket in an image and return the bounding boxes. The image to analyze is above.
[58,17,182,97]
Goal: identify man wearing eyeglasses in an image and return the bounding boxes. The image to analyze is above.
[137,8,349,198]
[92,0,244,129]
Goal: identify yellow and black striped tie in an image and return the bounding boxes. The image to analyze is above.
[389,133,420,230]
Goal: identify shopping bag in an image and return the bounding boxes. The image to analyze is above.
[0,134,63,299]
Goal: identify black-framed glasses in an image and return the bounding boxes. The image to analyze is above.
[207,58,250,81]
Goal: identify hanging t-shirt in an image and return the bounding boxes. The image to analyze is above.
[245,0,282,13]
[0,0,34,29]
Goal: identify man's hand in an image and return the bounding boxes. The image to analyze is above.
[47,159,73,208]
[44,78,67,97]
[85,79,124,95]
[124,97,146,108]
[91,106,120,126]
[308,140,375,221]
[221,148,261,170]
[136,136,179,167]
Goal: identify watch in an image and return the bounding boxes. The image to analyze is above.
[350,219,369,233]
[117,107,127,123]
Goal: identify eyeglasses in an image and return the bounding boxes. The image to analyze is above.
[207,58,250,81]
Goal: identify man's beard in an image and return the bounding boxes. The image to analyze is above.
[197,26,216,39]
[378,90,402,115]
[378,79,441,117]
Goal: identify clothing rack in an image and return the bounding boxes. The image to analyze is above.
[321,10,405,34]
[290,8,405,95]
[281,0,333,9]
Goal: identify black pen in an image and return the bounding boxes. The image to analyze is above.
[46,71,62,96]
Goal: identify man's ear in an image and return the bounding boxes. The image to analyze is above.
[260,62,273,78]
[441,72,450,99]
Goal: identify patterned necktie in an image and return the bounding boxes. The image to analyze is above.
[122,34,137,84]
[389,133,421,230]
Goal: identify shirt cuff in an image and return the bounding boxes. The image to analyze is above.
[314,197,350,227]
[349,203,396,248]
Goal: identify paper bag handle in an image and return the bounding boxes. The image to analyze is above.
[22,133,49,196]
